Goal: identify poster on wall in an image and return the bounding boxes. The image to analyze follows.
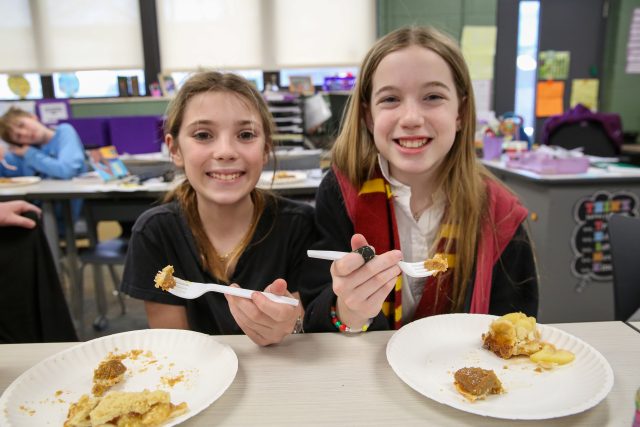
[570,79,599,111]
[571,191,639,281]
[461,26,496,81]
[535,81,564,117]
[538,51,570,80]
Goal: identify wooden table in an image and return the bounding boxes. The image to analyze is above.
[1,323,639,426]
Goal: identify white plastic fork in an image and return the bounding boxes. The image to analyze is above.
[307,250,434,278]
[169,277,299,306]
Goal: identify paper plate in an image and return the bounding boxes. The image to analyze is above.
[0,329,238,426]
[0,177,41,188]
[386,313,613,420]
[259,170,307,186]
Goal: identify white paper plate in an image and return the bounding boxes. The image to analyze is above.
[386,313,613,420]
[259,170,307,186]
[0,329,238,426]
[0,176,41,188]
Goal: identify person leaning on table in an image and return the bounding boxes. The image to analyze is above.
[0,200,77,343]
[0,107,88,229]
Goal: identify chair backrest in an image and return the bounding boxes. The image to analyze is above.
[548,120,619,157]
[608,214,640,321]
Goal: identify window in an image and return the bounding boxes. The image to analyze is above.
[273,0,375,68]
[52,70,146,99]
[157,0,375,71]
[1,0,143,73]
[0,74,43,100]
[514,1,540,140]
[157,0,264,70]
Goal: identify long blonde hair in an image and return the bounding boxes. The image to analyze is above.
[163,71,276,282]
[333,26,494,311]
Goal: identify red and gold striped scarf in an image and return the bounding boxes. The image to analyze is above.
[333,166,457,329]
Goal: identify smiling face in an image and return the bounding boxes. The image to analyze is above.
[366,45,461,186]
[168,91,267,209]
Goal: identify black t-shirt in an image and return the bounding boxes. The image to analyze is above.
[121,195,316,335]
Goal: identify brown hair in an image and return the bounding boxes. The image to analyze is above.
[163,71,276,282]
[0,107,31,144]
[333,26,498,311]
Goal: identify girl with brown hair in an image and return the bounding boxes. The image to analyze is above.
[301,26,538,333]
[121,72,315,345]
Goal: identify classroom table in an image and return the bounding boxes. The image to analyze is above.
[0,322,638,426]
[630,321,640,332]
[482,159,640,323]
[0,171,322,330]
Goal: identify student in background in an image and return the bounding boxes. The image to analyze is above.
[0,108,87,230]
[121,71,315,346]
[0,107,86,179]
[0,200,77,343]
[301,26,538,333]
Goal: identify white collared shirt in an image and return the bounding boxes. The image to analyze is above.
[377,155,445,323]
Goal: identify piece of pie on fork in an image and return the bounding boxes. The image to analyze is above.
[154,265,176,291]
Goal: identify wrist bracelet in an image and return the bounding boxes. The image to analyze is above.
[330,306,371,333]
[292,315,304,334]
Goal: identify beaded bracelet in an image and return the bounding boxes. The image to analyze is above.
[330,306,371,333]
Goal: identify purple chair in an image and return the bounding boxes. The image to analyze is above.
[60,118,110,149]
[108,116,164,155]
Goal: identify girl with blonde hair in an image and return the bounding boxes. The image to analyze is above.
[301,26,537,332]
[122,72,315,345]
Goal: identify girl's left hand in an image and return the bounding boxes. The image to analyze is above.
[225,278,301,346]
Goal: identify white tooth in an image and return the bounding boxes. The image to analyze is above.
[398,138,427,148]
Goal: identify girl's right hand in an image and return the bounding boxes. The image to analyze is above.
[331,234,402,330]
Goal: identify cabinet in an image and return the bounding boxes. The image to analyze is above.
[265,93,305,147]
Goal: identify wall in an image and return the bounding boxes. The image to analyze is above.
[70,98,169,118]
[602,0,640,135]
[377,0,497,38]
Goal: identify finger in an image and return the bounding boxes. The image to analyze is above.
[23,202,41,216]
[262,278,289,296]
[350,234,369,250]
[16,200,41,216]
[345,262,399,304]
[336,250,402,290]
[226,287,274,330]
[225,292,270,334]
[331,251,367,277]
[9,214,37,229]
[230,305,270,346]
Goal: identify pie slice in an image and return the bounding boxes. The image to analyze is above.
[65,390,188,427]
[154,265,176,291]
[454,367,504,401]
[482,312,542,359]
[423,253,448,276]
[92,359,127,397]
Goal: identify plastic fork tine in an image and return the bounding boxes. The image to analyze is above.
[398,261,434,278]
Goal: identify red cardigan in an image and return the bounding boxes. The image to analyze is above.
[335,165,528,317]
